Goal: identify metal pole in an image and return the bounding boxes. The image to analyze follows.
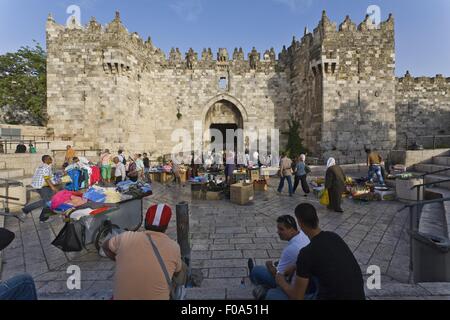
[176,201,191,266]
[433,135,436,149]
[5,179,9,213]
[409,206,415,272]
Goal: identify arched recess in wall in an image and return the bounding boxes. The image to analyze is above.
[202,93,249,124]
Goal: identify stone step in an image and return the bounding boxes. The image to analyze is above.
[433,156,450,166]
[49,140,74,151]
[419,201,447,238]
[415,164,450,177]
[0,175,33,211]
[0,168,24,180]
[424,174,450,190]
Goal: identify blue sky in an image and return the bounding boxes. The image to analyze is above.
[1,0,449,76]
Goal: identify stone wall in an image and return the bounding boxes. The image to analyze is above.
[46,13,290,157]
[396,73,450,148]
[0,124,48,138]
[46,11,449,163]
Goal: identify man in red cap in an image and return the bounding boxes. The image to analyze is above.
[102,204,185,300]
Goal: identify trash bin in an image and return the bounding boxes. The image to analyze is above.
[410,230,450,283]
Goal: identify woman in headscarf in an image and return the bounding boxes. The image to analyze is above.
[325,157,346,213]
[293,154,310,197]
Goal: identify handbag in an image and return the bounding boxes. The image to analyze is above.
[146,234,185,300]
[52,222,86,252]
[305,165,311,174]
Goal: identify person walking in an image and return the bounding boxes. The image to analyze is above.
[277,153,293,196]
[325,158,346,213]
[293,154,310,197]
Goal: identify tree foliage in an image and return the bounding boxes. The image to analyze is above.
[284,119,309,158]
[0,42,47,125]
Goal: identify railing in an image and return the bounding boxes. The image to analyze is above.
[0,178,23,215]
[418,167,450,179]
[0,134,53,141]
[51,149,102,159]
[0,139,51,154]
[398,196,450,275]
[402,134,450,150]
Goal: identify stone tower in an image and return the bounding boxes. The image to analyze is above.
[284,11,396,163]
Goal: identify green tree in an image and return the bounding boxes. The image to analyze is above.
[0,42,47,125]
[284,119,309,158]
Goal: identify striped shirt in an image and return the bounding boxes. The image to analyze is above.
[31,163,53,189]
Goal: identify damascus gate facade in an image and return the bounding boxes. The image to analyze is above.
[46,11,450,163]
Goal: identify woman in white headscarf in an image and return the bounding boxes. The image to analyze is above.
[293,154,310,196]
[325,157,346,213]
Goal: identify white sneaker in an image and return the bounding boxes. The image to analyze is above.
[19,212,28,220]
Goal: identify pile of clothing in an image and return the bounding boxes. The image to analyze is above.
[116,180,152,198]
[48,190,118,221]
[189,176,208,183]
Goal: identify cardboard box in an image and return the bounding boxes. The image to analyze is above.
[149,172,159,182]
[230,182,254,205]
[160,172,173,184]
[253,180,268,192]
[192,190,206,200]
[247,169,260,182]
[179,170,188,184]
[206,191,222,200]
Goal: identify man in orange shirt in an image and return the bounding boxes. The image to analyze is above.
[64,145,76,165]
[103,204,186,300]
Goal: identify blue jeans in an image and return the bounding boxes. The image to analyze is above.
[22,187,54,221]
[266,277,319,300]
[368,165,384,184]
[277,175,293,195]
[249,266,276,288]
[0,274,37,300]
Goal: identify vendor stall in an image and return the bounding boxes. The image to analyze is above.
[50,181,152,255]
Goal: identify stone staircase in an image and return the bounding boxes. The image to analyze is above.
[413,151,450,190]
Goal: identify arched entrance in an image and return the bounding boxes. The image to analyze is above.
[204,99,244,153]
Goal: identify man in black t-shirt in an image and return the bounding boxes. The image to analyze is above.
[276,203,365,300]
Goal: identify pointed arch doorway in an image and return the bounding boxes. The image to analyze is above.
[204,99,244,154]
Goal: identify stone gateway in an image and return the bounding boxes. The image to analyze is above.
[46,11,450,162]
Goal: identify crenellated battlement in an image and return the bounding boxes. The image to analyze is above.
[46,11,280,73]
[45,10,448,162]
[397,71,450,86]
[279,11,395,62]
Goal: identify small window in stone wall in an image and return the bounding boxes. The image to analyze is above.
[218,77,228,91]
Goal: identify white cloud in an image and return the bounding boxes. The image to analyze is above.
[273,0,313,13]
[170,0,203,22]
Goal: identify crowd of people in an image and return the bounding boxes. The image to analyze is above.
[0,145,387,300]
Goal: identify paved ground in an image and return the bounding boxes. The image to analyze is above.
[1,177,450,300]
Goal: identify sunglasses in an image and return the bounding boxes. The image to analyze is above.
[278,215,297,229]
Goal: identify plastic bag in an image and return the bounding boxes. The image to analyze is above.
[52,222,85,252]
[319,189,330,206]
